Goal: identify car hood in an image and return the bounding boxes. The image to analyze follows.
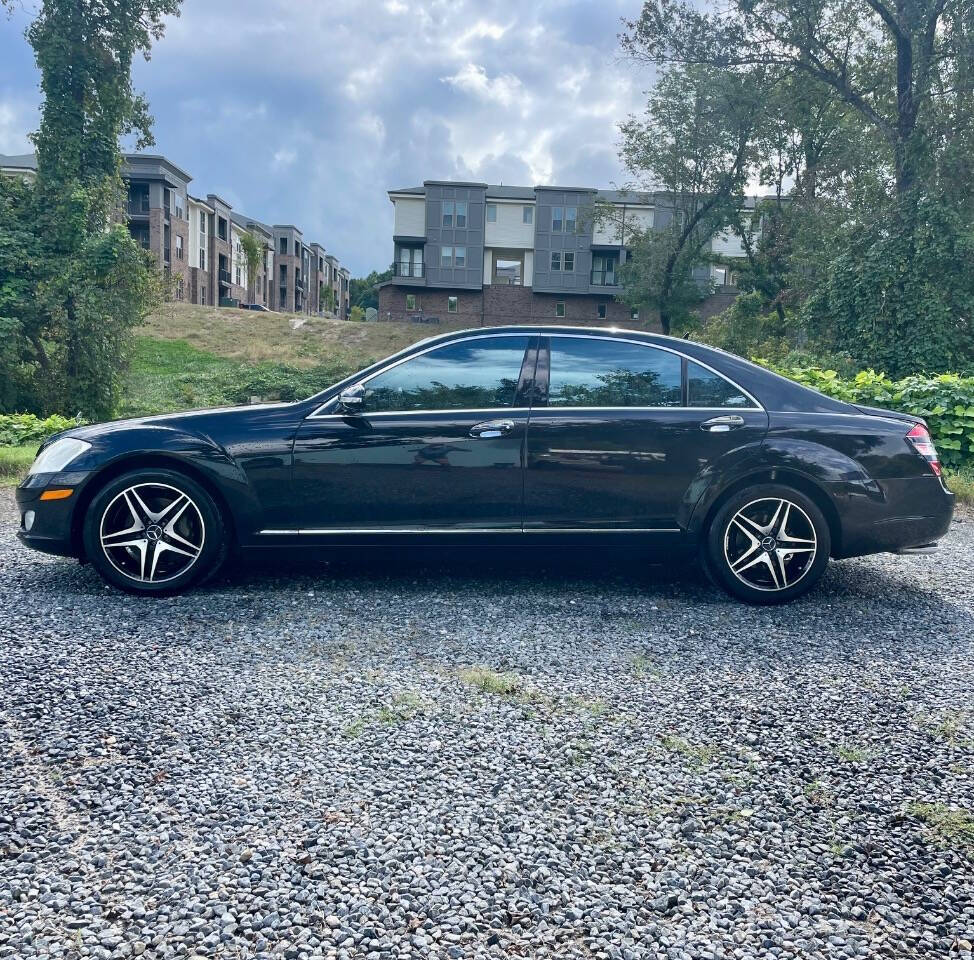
[52,402,297,445]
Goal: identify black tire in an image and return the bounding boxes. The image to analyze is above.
[706,483,831,605]
[82,468,227,595]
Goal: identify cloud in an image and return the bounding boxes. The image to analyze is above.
[442,63,525,109]
[0,0,648,273]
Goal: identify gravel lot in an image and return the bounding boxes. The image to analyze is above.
[1,487,973,960]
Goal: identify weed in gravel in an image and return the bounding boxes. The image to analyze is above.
[926,711,967,744]
[632,653,662,678]
[377,692,426,725]
[660,734,715,768]
[837,744,871,763]
[907,803,974,850]
[460,666,522,696]
[803,779,833,806]
[342,717,366,740]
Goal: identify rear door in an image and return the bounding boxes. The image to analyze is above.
[523,335,769,531]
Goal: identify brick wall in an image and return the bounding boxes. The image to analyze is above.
[170,215,190,297]
[378,283,661,332]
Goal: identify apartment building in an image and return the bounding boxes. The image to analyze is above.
[0,151,349,317]
[378,180,744,328]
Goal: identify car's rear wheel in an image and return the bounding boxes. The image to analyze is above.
[82,468,226,595]
[706,484,831,604]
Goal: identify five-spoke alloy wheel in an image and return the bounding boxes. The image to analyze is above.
[83,469,226,595]
[707,484,831,604]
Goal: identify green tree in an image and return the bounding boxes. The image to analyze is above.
[240,231,264,304]
[0,0,179,419]
[612,65,764,334]
[350,268,393,311]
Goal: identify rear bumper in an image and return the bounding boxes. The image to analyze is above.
[832,475,954,559]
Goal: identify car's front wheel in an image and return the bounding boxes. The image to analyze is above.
[706,484,831,604]
[82,468,226,595]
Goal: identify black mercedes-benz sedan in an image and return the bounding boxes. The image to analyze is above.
[15,326,954,603]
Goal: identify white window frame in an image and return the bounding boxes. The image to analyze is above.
[564,252,574,272]
[523,206,533,225]
[555,301,566,318]
[454,201,467,228]
[441,245,453,267]
[552,206,563,232]
[454,246,466,267]
[565,206,577,233]
[551,252,561,271]
[447,296,458,313]
[442,200,454,227]
[486,203,497,222]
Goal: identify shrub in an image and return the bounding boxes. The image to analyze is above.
[762,363,974,467]
[0,413,85,447]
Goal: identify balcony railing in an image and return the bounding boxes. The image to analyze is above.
[394,261,425,278]
[127,198,150,215]
[219,268,232,284]
[590,269,618,286]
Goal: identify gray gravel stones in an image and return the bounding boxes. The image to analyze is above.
[1,488,972,959]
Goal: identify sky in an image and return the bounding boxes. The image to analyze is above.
[0,0,652,275]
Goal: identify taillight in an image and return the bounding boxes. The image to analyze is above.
[906,424,941,476]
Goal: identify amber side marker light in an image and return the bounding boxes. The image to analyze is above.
[39,488,74,501]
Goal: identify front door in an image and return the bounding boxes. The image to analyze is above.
[291,335,536,534]
[524,335,769,530]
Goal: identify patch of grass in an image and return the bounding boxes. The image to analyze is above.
[837,745,871,763]
[632,653,662,679]
[564,695,610,717]
[0,445,37,486]
[926,710,967,744]
[803,779,833,806]
[907,802,974,850]
[944,465,974,506]
[377,692,426,725]
[660,734,715,768]
[459,666,523,696]
[341,717,367,740]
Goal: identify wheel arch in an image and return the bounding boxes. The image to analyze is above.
[71,453,238,559]
[693,467,843,558]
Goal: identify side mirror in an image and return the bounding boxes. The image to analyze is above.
[338,384,366,413]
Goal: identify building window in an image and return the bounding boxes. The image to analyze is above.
[454,246,466,267]
[552,206,563,232]
[455,201,467,228]
[630,308,639,321]
[200,288,206,305]
[175,235,183,260]
[441,245,453,267]
[486,203,497,222]
[555,302,566,318]
[442,201,453,227]
[448,296,458,313]
[564,252,574,272]
[279,237,288,254]
[199,248,206,270]
[280,264,287,282]
[406,293,417,310]
[199,211,206,234]
[565,206,577,233]
[218,217,228,241]
[597,303,607,320]
[523,206,533,224]
[236,266,241,286]
[551,252,561,271]
[175,278,184,301]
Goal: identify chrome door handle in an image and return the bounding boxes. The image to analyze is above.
[470,419,516,439]
[701,415,745,432]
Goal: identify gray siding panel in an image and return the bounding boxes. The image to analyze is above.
[425,183,485,290]
[532,188,597,294]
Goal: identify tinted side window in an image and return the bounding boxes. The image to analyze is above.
[687,361,755,408]
[548,338,682,407]
[364,337,530,413]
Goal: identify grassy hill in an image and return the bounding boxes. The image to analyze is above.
[124,303,466,416]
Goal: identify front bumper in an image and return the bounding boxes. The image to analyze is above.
[14,470,94,559]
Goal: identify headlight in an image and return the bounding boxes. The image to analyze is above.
[28,437,92,475]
